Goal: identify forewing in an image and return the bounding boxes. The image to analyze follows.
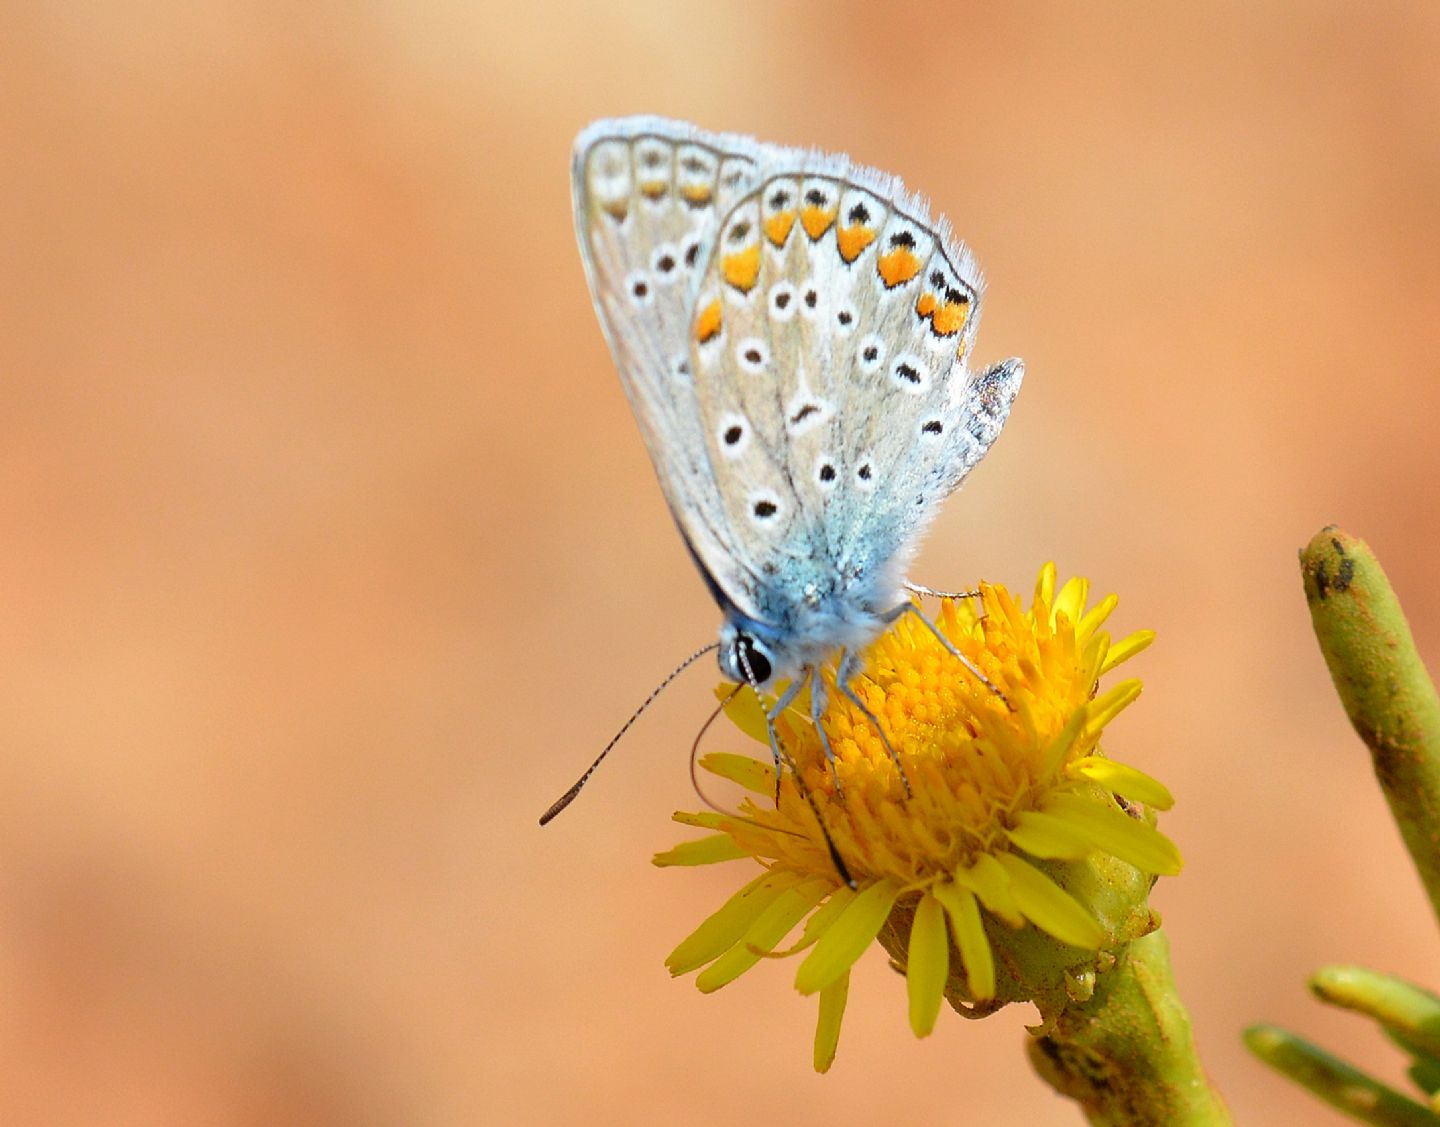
[571,118,770,611]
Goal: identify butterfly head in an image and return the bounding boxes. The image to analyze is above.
[717,620,779,689]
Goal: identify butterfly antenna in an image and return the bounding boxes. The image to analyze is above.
[689,684,743,815]
[737,650,857,890]
[539,641,720,826]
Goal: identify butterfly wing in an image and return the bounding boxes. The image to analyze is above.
[572,117,783,617]
[685,153,1023,629]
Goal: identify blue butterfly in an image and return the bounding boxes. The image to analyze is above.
[545,117,1022,830]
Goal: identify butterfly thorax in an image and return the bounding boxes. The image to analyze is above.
[716,553,907,686]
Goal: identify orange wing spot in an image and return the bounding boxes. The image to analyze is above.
[877,247,922,288]
[721,244,762,293]
[681,184,713,206]
[764,211,796,247]
[915,291,938,319]
[931,298,970,337]
[695,299,723,343]
[601,199,629,222]
[800,205,839,240]
[836,225,876,263]
[639,180,668,200]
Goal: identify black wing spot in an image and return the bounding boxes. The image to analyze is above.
[837,310,853,326]
[728,221,752,243]
[946,288,968,306]
[632,280,649,298]
[680,155,705,173]
[753,499,778,518]
[744,348,762,364]
[804,188,826,206]
[775,291,791,310]
[889,230,916,248]
[657,254,675,273]
[684,241,701,268]
[896,362,921,384]
[724,425,743,446]
[819,463,836,483]
[790,403,820,426]
[922,419,944,435]
[858,464,873,481]
[847,203,871,225]
[863,345,879,362]
[769,189,790,209]
[804,289,818,309]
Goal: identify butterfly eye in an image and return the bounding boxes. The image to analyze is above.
[735,635,773,685]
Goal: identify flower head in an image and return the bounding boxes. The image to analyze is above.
[655,564,1180,1071]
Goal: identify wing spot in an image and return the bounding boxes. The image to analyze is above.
[819,463,837,484]
[921,419,944,436]
[725,424,743,444]
[857,334,886,373]
[736,337,770,373]
[768,281,797,321]
[727,221,752,244]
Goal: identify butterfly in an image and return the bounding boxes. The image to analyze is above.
[543,116,1023,826]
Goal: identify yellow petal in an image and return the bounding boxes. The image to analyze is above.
[1005,810,1094,860]
[719,684,771,744]
[906,893,949,1037]
[1076,593,1118,641]
[1053,576,1089,626]
[956,853,1023,926]
[1085,678,1142,735]
[795,880,901,995]
[769,885,856,957]
[671,810,740,831]
[652,833,748,867]
[995,853,1105,949]
[1101,629,1155,673]
[1041,793,1183,875]
[665,870,795,975]
[1039,707,1088,778]
[931,880,995,1000]
[1069,756,1175,810]
[698,752,774,795]
[1034,561,1057,607]
[696,878,832,992]
[813,969,850,1073]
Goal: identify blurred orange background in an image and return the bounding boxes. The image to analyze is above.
[3,2,1439,1123]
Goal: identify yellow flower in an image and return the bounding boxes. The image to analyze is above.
[654,564,1180,1071]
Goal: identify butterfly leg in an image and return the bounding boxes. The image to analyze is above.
[835,649,912,798]
[763,673,808,805]
[904,581,981,604]
[806,666,843,799]
[889,603,1010,706]
[753,670,856,889]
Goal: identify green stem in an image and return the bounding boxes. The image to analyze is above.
[1300,527,1440,926]
[1310,965,1440,1061]
[1026,930,1231,1125]
[1244,1024,1439,1126]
